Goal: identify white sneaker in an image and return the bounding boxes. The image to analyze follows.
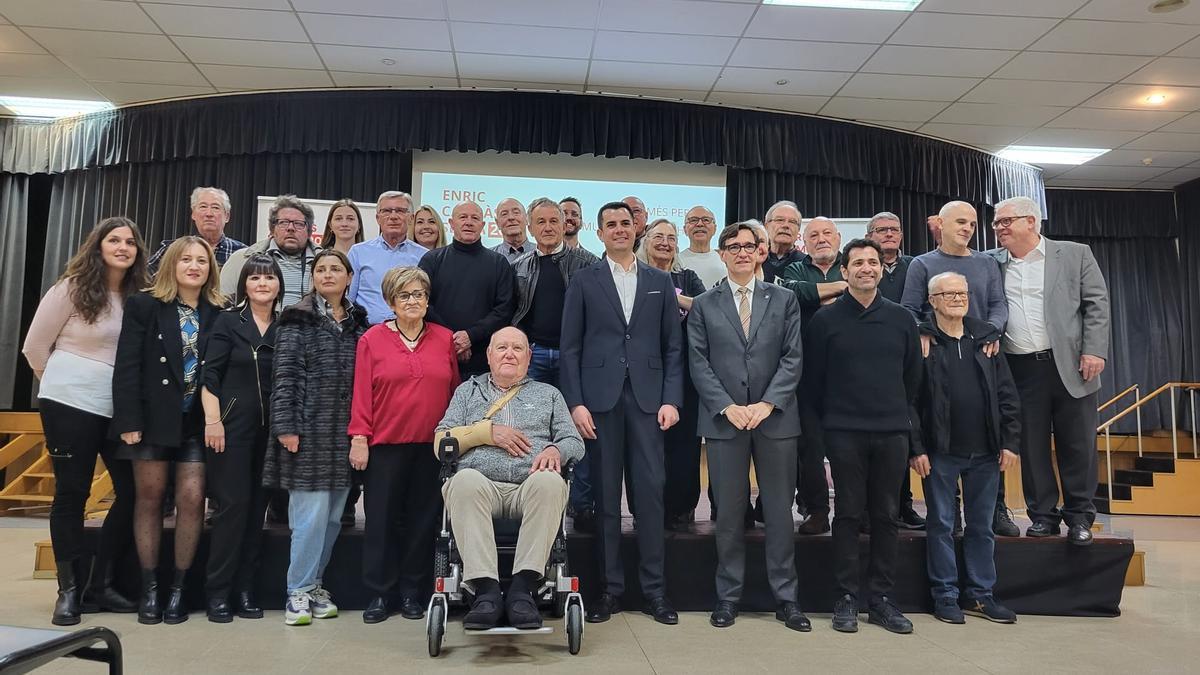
[285,592,312,626]
[309,586,338,619]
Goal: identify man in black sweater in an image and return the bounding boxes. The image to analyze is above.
[419,201,516,377]
[803,238,922,636]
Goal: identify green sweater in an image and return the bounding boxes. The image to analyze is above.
[777,253,844,328]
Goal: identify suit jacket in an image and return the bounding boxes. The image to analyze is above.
[111,292,219,447]
[559,259,684,415]
[687,279,804,440]
[988,237,1111,398]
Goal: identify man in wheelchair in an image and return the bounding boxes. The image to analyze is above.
[434,327,585,630]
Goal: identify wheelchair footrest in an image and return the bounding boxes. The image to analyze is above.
[463,626,555,635]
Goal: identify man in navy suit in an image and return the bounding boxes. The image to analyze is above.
[560,201,684,625]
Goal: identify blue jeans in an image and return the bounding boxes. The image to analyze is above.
[286,487,350,594]
[924,453,1000,603]
[528,343,560,388]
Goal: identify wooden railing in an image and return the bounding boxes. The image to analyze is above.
[1097,382,1200,503]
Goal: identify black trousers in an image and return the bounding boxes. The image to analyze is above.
[826,430,908,601]
[205,427,269,598]
[40,399,134,566]
[663,385,701,519]
[362,444,441,600]
[590,379,666,599]
[1007,353,1099,528]
[797,434,829,516]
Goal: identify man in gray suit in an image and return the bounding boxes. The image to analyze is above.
[989,196,1111,546]
[688,223,808,631]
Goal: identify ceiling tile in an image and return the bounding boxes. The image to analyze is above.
[961,79,1107,106]
[198,64,333,91]
[316,45,457,77]
[1074,0,1200,24]
[293,0,445,20]
[174,37,323,69]
[0,52,72,77]
[1029,20,1199,57]
[728,39,875,72]
[301,13,450,51]
[447,0,596,29]
[589,60,721,90]
[147,0,292,8]
[1046,108,1186,131]
[707,91,828,114]
[918,123,1033,147]
[0,74,100,98]
[1172,36,1200,57]
[1088,149,1200,168]
[1162,112,1200,133]
[593,31,736,66]
[60,57,207,85]
[599,0,754,37]
[1124,57,1200,87]
[457,53,587,83]
[745,5,905,43]
[1054,164,1172,182]
[1082,84,1200,111]
[0,0,160,33]
[713,68,849,96]
[0,25,45,53]
[862,46,1016,78]
[331,71,458,87]
[583,86,707,101]
[142,5,306,42]
[466,80,585,92]
[993,52,1152,83]
[915,0,1087,17]
[932,102,1067,127]
[888,13,1058,50]
[23,28,185,60]
[820,97,947,124]
[1121,131,1200,151]
[1149,166,1200,184]
[1016,128,1145,147]
[453,23,593,59]
[90,81,215,104]
[838,73,979,102]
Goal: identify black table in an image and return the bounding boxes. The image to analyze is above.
[0,625,122,674]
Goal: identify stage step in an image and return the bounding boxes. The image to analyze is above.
[1096,483,1132,501]
[1101,456,1200,516]
[0,494,53,503]
[1113,469,1154,487]
[1135,456,1176,473]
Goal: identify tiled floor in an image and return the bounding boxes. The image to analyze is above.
[2,514,1198,674]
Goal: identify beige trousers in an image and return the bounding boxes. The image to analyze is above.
[442,468,568,582]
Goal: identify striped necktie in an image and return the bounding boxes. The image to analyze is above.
[737,286,751,339]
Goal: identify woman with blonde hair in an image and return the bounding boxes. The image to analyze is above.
[112,235,224,625]
[410,205,448,250]
[320,199,365,256]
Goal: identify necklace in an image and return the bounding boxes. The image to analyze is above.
[391,320,425,345]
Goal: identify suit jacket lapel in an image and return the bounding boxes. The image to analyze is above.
[595,262,628,327]
[627,262,651,328]
[713,282,747,346]
[157,301,185,386]
[747,281,772,345]
[1042,237,1062,295]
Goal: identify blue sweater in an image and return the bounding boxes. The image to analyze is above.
[900,248,1008,331]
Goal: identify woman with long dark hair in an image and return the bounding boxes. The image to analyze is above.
[23,216,148,625]
[200,254,283,622]
[321,199,365,256]
[112,235,223,625]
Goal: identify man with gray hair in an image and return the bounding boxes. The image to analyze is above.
[221,194,320,307]
[348,191,429,324]
[492,197,531,263]
[989,196,1110,546]
[762,201,805,283]
[148,186,246,273]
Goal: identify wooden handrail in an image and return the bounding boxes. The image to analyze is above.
[1098,383,1139,413]
[1098,382,1200,431]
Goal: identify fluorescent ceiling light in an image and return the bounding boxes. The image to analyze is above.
[0,96,114,119]
[997,145,1110,165]
[762,0,923,10]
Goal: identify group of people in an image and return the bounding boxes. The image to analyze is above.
[22,183,1110,636]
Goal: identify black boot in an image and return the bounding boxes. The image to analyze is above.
[83,558,136,613]
[138,569,162,625]
[51,562,81,626]
[207,595,233,623]
[235,590,264,619]
[163,568,189,624]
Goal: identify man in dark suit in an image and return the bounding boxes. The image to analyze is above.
[559,201,683,625]
[989,196,1111,546]
[688,223,808,631]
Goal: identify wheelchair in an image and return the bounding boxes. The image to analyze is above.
[426,437,585,657]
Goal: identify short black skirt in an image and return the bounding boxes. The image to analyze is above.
[115,435,206,463]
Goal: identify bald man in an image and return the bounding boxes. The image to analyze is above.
[622,196,648,250]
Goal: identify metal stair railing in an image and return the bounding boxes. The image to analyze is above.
[1096,382,1200,504]
[1098,383,1142,455]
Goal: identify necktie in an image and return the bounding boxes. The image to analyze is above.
[737,287,751,339]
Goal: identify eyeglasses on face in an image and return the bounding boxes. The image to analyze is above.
[871,226,901,234]
[393,290,428,303]
[271,219,307,231]
[722,242,759,254]
[685,216,715,225]
[378,207,411,216]
[991,215,1032,229]
[648,234,678,243]
[931,291,968,300]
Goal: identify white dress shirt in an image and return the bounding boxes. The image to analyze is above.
[608,256,639,323]
[727,276,755,317]
[1003,236,1051,354]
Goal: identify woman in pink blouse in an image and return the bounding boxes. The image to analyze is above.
[22,216,149,626]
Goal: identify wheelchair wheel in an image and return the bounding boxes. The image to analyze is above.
[566,601,583,655]
[427,597,446,657]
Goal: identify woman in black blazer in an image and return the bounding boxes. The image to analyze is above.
[200,254,282,623]
[112,236,223,626]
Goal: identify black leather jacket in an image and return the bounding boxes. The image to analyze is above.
[512,245,601,326]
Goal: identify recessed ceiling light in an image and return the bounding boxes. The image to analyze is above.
[380,58,397,66]
[1144,94,1168,104]
[0,96,113,119]
[1149,0,1189,14]
[776,79,789,86]
[762,0,923,9]
[997,145,1110,165]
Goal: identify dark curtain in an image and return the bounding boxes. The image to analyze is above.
[0,173,29,408]
[42,151,411,289]
[1178,178,1200,383]
[1045,189,1183,432]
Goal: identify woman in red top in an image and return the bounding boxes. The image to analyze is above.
[349,266,459,624]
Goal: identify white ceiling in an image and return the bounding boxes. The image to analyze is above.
[2,0,1200,189]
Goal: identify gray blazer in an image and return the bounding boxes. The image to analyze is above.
[988,237,1111,399]
[687,279,804,440]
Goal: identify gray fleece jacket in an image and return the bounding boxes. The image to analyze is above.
[435,374,585,484]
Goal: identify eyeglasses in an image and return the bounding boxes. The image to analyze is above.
[722,243,759,255]
[685,216,714,225]
[648,234,678,243]
[393,290,428,303]
[992,215,1031,229]
[271,219,307,231]
[871,226,901,234]
[378,207,411,216]
[931,291,968,300]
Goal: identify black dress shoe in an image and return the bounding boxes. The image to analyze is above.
[710,601,737,628]
[1026,521,1062,538]
[206,597,233,624]
[362,596,391,624]
[586,592,621,623]
[898,507,926,531]
[832,594,858,633]
[776,601,812,632]
[1068,524,1094,546]
[643,596,678,625]
[400,596,425,620]
[797,513,830,535]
